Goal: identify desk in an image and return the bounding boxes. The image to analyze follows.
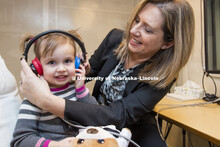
[154,97,220,146]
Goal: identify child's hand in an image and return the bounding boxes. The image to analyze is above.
[48,137,75,147]
[75,65,86,89]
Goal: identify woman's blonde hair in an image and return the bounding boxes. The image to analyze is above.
[115,0,195,89]
[20,30,82,59]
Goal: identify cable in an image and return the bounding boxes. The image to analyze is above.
[202,72,217,96]
[62,119,86,129]
[156,98,220,143]
[62,119,140,147]
[110,131,140,147]
[164,122,172,140]
[187,132,194,147]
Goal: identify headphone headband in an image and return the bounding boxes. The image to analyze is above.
[23,29,87,61]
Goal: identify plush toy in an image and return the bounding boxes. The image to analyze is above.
[69,125,132,147]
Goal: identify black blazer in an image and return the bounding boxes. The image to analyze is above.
[65,29,173,129]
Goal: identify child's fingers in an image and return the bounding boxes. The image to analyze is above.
[79,65,85,73]
[75,73,82,77]
[75,68,83,74]
[76,65,85,75]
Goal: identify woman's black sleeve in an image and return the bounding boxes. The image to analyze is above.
[64,83,172,129]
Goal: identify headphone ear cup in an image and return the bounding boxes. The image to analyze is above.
[31,57,43,75]
[75,56,81,69]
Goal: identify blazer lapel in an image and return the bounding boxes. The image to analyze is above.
[92,54,119,97]
[122,63,146,98]
[98,54,119,78]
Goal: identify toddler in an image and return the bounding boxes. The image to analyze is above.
[11,30,97,147]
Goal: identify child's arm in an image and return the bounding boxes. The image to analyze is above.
[11,99,50,147]
[75,65,98,105]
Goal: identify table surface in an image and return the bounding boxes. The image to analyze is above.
[154,97,220,146]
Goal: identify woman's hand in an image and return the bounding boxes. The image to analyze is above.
[77,53,91,75]
[48,137,75,147]
[20,58,51,104]
[83,59,91,76]
[20,58,65,118]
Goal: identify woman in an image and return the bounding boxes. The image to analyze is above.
[20,0,195,146]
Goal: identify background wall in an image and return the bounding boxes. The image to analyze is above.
[0,0,219,147]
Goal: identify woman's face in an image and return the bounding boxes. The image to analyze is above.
[128,3,167,60]
[40,42,75,88]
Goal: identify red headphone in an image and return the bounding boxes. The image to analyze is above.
[23,30,86,76]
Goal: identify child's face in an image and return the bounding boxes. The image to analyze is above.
[40,43,75,88]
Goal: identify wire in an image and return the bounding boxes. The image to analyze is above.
[202,72,217,95]
[62,119,140,147]
[187,132,194,147]
[110,131,140,147]
[156,98,220,143]
[62,119,86,129]
[164,122,172,140]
